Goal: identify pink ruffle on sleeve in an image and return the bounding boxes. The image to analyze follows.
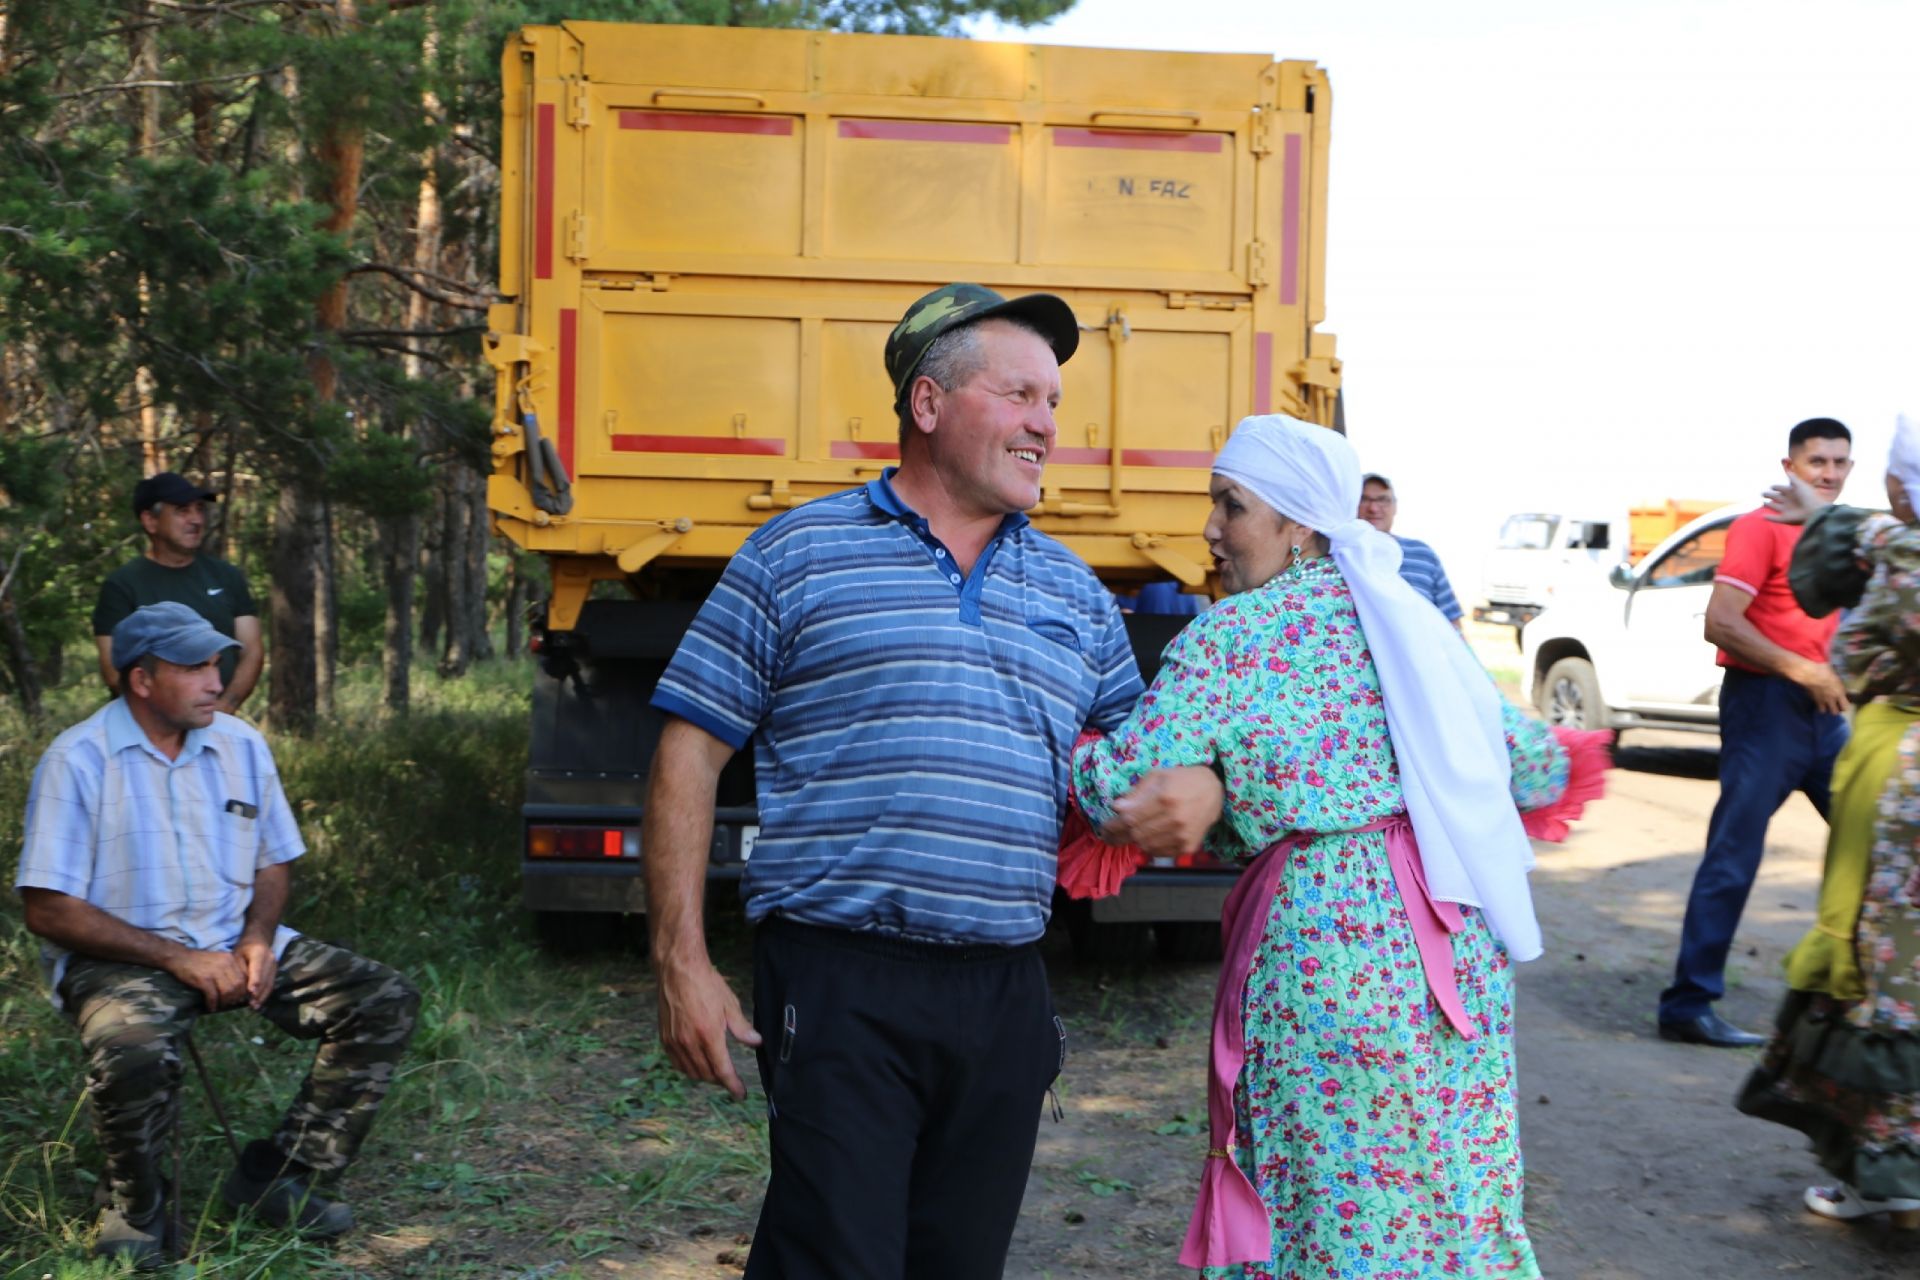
[1058,731,1149,900]
[1519,727,1613,843]
[1056,803,1147,899]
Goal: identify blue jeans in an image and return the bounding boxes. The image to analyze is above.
[1658,669,1849,1023]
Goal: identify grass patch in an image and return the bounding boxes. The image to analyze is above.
[0,659,768,1277]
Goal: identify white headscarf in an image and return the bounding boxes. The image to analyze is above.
[1890,413,1920,494]
[1212,415,1543,961]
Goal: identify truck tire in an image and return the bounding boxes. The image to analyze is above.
[1056,898,1154,966]
[1540,656,1605,732]
[533,910,633,955]
[1154,921,1223,963]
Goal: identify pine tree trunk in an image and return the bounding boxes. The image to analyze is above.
[504,553,523,660]
[301,0,361,717]
[466,477,494,661]
[380,513,416,713]
[418,484,446,656]
[314,498,336,714]
[439,467,472,676]
[0,550,42,722]
[269,486,319,733]
[384,59,441,712]
[131,5,163,476]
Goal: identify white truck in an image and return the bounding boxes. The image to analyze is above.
[1475,511,1624,632]
[1520,505,1744,736]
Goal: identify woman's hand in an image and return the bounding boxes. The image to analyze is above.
[1762,473,1828,525]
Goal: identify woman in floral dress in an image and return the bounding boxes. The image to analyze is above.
[1736,432,1920,1228]
[1070,417,1602,1279]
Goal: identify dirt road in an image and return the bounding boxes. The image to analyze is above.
[1002,731,1918,1279]
[484,698,1917,1280]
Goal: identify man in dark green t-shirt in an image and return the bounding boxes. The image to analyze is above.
[92,472,263,712]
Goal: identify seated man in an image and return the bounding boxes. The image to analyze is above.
[15,602,419,1269]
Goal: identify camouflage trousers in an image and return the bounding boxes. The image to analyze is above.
[59,936,419,1219]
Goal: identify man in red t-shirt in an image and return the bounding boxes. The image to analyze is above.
[1658,418,1854,1047]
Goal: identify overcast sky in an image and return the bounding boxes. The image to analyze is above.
[973,0,1920,590]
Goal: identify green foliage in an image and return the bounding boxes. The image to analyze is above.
[0,0,1079,706]
[0,658,781,1276]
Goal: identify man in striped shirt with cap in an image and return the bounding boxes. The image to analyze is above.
[642,283,1223,1279]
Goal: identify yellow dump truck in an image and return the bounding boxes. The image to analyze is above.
[486,22,1341,956]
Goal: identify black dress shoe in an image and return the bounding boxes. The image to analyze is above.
[1657,1011,1767,1047]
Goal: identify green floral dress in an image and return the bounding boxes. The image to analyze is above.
[1071,556,1568,1280]
[1739,508,1920,1197]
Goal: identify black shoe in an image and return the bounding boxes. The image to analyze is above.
[1657,1011,1767,1047]
[222,1151,354,1238]
[94,1204,167,1271]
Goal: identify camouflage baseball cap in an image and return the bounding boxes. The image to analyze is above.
[885,283,1080,410]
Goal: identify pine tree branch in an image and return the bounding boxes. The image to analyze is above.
[55,66,280,100]
[341,325,487,340]
[345,262,493,310]
[339,335,463,367]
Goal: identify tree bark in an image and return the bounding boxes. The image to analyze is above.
[131,3,163,476]
[314,498,336,714]
[466,475,494,661]
[0,550,42,722]
[380,513,416,713]
[417,484,445,656]
[439,464,473,676]
[302,0,361,720]
[268,485,318,734]
[504,552,523,660]
[383,47,441,711]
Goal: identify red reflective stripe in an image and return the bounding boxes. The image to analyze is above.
[1281,134,1302,306]
[611,435,787,456]
[535,104,556,280]
[620,110,793,136]
[830,441,900,459]
[557,309,577,472]
[838,119,1011,144]
[1254,332,1273,415]
[1049,447,1214,468]
[602,830,621,858]
[1053,128,1223,153]
[1121,449,1213,468]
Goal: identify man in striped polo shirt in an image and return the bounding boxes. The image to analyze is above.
[643,284,1221,1279]
[1359,472,1464,631]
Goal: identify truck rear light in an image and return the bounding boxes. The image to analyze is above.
[528,825,640,859]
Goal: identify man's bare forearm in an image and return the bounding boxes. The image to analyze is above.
[223,618,264,711]
[240,862,289,945]
[20,888,188,969]
[643,719,733,970]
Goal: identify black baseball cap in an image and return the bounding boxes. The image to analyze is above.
[885,283,1080,411]
[132,472,217,516]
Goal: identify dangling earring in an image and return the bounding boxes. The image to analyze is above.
[1289,542,1303,569]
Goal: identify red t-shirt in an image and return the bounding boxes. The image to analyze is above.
[1712,508,1839,672]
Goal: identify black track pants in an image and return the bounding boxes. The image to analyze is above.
[744,918,1065,1280]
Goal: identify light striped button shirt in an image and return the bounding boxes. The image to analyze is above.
[15,699,304,1007]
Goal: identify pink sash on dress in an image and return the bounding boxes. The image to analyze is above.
[1178,814,1476,1269]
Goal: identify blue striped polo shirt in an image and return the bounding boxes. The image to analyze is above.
[1394,534,1463,622]
[652,471,1143,945]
